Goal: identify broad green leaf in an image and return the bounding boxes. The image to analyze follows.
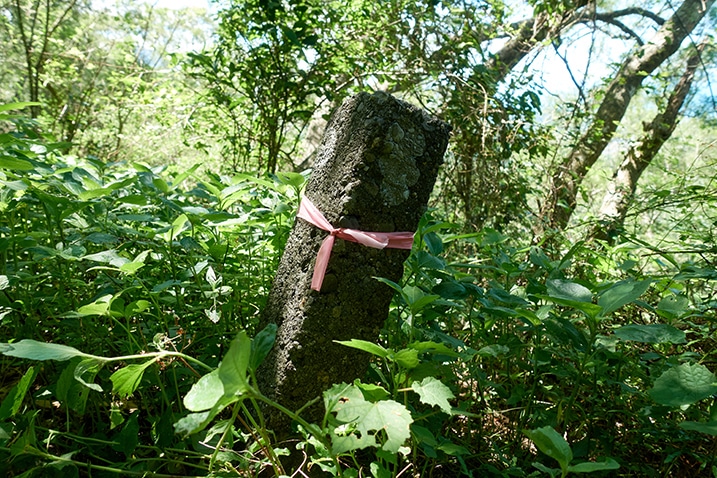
[0,156,33,171]
[170,163,200,188]
[656,295,690,319]
[432,279,467,299]
[524,426,572,473]
[274,171,306,189]
[598,280,651,316]
[328,384,413,454]
[546,279,592,303]
[163,213,189,241]
[249,323,277,371]
[678,421,717,435]
[403,285,440,314]
[110,360,156,399]
[392,348,419,369]
[85,233,118,245]
[0,366,36,420]
[423,232,443,255]
[373,276,403,294]
[0,102,41,113]
[73,358,103,393]
[355,381,390,402]
[335,339,389,358]
[112,411,139,457]
[56,359,100,414]
[71,294,113,317]
[184,370,224,412]
[614,324,686,344]
[119,261,145,274]
[437,441,470,456]
[82,249,129,267]
[233,173,280,191]
[532,462,560,477]
[412,251,445,271]
[477,344,510,357]
[153,177,169,193]
[411,424,437,447]
[174,411,212,437]
[516,308,543,326]
[0,340,94,361]
[174,395,237,437]
[218,331,252,396]
[125,300,150,316]
[117,213,154,222]
[1,179,27,191]
[411,377,454,414]
[649,363,717,407]
[407,341,459,358]
[536,279,602,320]
[78,186,112,200]
[674,266,717,280]
[568,458,620,473]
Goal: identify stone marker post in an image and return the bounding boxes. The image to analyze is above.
[260,91,451,435]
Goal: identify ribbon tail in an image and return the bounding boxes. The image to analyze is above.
[311,235,335,291]
[387,232,415,249]
[298,197,333,232]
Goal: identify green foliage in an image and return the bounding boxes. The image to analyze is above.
[325,382,413,454]
[0,114,305,475]
[186,0,359,172]
[0,0,716,473]
[524,426,619,477]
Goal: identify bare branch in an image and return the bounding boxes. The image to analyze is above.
[592,16,646,45]
[595,7,666,26]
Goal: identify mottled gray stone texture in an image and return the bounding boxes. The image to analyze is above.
[259,91,451,435]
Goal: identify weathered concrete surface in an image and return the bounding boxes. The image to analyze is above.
[259,91,451,435]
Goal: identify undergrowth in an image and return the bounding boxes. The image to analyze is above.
[1,105,717,476]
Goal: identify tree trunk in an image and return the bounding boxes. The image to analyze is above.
[589,40,706,243]
[542,0,714,232]
[258,91,450,437]
[10,0,81,118]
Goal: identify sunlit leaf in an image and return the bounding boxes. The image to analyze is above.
[0,340,95,361]
[110,360,156,399]
[656,295,690,319]
[0,102,41,113]
[614,324,686,344]
[392,348,419,369]
[0,156,33,171]
[524,426,572,473]
[598,280,651,316]
[335,339,389,358]
[650,363,717,407]
[326,383,413,454]
[546,279,592,303]
[217,331,251,396]
[0,366,36,420]
[411,377,454,414]
[184,370,224,412]
[568,458,620,473]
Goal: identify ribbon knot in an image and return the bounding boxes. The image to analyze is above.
[297,197,415,291]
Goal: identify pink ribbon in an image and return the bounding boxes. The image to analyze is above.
[297,197,415,291]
